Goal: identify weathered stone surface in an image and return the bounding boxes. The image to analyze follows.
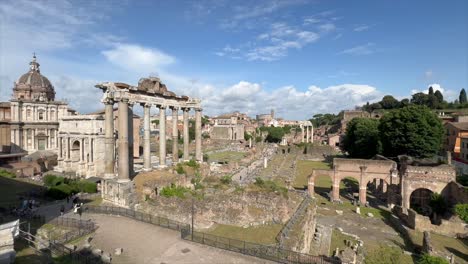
[114,248,123,255]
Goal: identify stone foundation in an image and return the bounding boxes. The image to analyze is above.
[101,179,135,208]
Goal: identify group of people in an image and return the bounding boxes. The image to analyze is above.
[11,198,38,218]
[60,194,83,216]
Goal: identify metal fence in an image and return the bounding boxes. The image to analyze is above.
[48,216,97,244]
[181,228,340,264]
[82,205,189,231]
[82,205,339,264]
[17,228,102,264]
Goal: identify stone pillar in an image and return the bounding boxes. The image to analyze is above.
[171,107,179,163]
[58,136,63,159]
[306,126,309,143]
[332,167,340,202]
[143,104,151,170]
[195,109,202,162]
[118,99,130,181]
[359,166,367,205]
[80,138,85,162]
[159,105,167,167]
[104,100,115,176]
[301,125,304,143]
[88,137,93,163]
[128,102,134,176]
[310,126,314,143]
[183,108,189,161]
[308,173,315,197]
[66,137,70,160]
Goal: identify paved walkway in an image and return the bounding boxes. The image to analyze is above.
[75,214,273,264]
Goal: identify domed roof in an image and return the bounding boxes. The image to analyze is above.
[13,54,55,101]
[17,71,53,87]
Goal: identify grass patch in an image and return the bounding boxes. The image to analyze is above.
[329,229,357,256]
[86,197,103,206]
[409,230,468,264]
[160,183,191,198]
[207,151,247,163]
[250,177,288,197]
[293,160,331,189]
[205,223,283,245]
[0,169,15,178]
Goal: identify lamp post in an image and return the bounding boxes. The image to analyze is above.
[191,197,195,239]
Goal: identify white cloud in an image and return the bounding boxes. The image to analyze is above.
[196,81,382,119]
[353,24,371,32]
[425,70,433,79]
[102,44,176,73]
[319,23,336,32]
[340,43,376,56]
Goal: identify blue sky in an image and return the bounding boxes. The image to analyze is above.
[0,0,466,120]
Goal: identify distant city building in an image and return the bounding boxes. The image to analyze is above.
[211,112,245,140]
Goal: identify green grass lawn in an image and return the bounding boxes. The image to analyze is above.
[204,223,283,245]
[293,160,331,189]
[328,229,357,256]
[0,175,46,208]
[409,230,468,263]
[207,151,247,163]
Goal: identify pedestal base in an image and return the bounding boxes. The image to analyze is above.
[101,179,135,208]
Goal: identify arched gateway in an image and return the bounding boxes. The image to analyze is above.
[308,158,398,205]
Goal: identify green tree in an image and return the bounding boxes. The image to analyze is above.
[379,106,444,158]
[428,86,434,96]
[380,95,400,109]
[400,98,410,107]
[264,127,285,143]
[429,192,447,216]
[459,88,467,104]
[342,118,381,158]
[427,94,440,109]
[434,90,443,103]
[411,92,429,106]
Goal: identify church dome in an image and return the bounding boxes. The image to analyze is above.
[13,54,55,102]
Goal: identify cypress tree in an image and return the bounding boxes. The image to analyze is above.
[459,88,467,104]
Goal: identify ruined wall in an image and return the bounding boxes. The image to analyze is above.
[140,191,301,229]
[443,181,468,205]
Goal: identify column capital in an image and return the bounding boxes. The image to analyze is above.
[141,102,152,108]
[103,98,114,105]
[181,107,190,112]
[118,98,129,103]
[158,104,167,110]
[170,106,179,111]
[195,108,203,112]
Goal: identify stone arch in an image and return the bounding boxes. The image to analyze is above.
[364,175,391,204]
[409,188,433,216]
[71,140,80,162]
[307,169,333,200]
[402,181,446,212]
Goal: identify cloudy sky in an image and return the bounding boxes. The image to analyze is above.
[0,0,466,120]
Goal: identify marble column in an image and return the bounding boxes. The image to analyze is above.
[128,102,134,176]
[310,126,314,143]
[306,126,309,143]
[143,104,151,170]
[195,108,202,162]
[301,125,304,143]
[88,137,93,163]
[66,137,70,160]
[159,105,167,167]
[104,99,115,175]
[171,107,179,163]
[183,108,189,161]
[118,99,130,181]
[58,136,63,159]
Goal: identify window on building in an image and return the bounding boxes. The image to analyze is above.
[38,111,44,120]
[26,109,31,119]
[50,110,55,120]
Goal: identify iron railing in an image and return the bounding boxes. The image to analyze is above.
[83,205,339,264]
[82,205,189,231]
[181,228,340,264]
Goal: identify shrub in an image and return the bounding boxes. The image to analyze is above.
[429,193,447,215]
[220,175,232,185]
[75,180,97,193]
[46,184,73,200]
[185,159,199,169]
[44,175,67,187]
[455,204,468,223]
[0,169,15,178]
[254,177,264,186]
[416,254,449,264]
[175,163,185,174]
[160,183,189,198]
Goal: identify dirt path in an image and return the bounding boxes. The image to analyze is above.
[79,214,273,264]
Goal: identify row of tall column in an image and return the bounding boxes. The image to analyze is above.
[301,125,313,143]
[103,98,203,181]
